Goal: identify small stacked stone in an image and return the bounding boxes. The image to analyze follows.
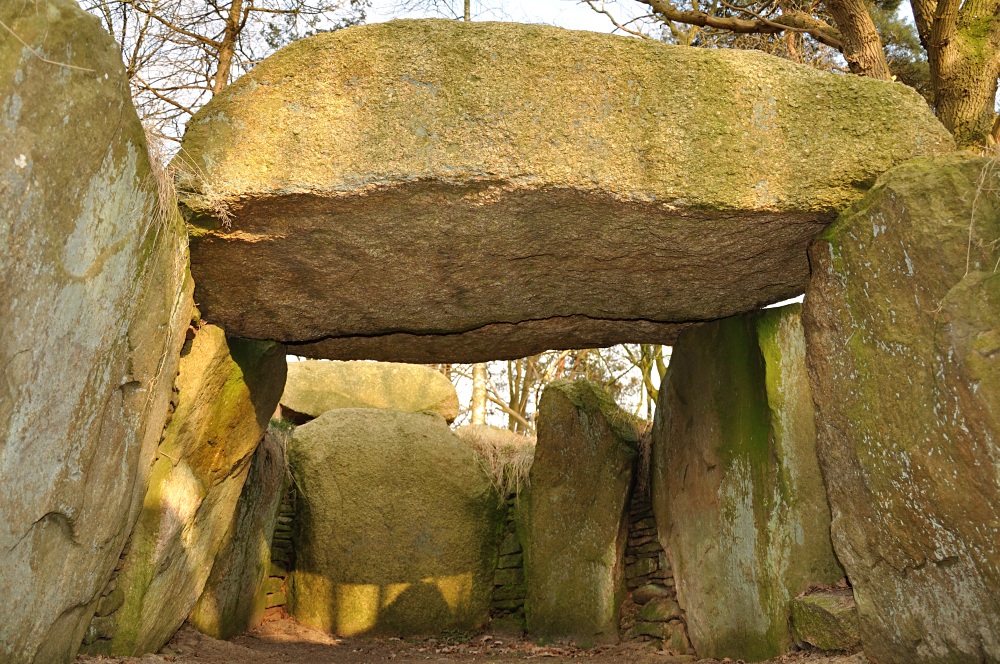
[490,495,526,631]
[624,493,673,591]
[265,484,296,611]
[79,541,130,655]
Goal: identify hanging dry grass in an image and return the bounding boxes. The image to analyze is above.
[142,127,183,239]
[455,425,536,499]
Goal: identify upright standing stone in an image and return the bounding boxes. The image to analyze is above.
[804,154,1000,664]
[93,325,286,655]
[288,409,503,636]
[0,2,192,661]
[520,380,641,645]
[189,426,288,639]
[652,306,843,662]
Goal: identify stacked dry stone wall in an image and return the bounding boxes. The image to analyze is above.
[490,495,526,631]
[625,492,673,592]
[265,485,296,612]
[621,491,692,654]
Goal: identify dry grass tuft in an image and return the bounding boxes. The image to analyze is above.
[143,128,181,233]
[455,425,536,498]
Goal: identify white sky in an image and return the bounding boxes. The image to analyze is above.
[365,0,646,33]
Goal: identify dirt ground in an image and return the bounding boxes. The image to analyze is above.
[77,617,868,664]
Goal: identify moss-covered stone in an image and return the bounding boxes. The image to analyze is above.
[519,380,640,645]
[189,426,288,639]
[790,590,860,652]
[652,305,843,662]
[803,154,1000,663]
[174,19,953,364]
[638,598,682,622]
[287,409,504,636]
[103,325,286,655]
[280,360,459,423]
[0,2,193,662]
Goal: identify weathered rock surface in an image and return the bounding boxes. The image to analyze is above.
[280,360,458,423]
[653,305,843,662]
[174,20,952,364]
[190,427,288,639]
[97,325,286,655]
[803,154,1000,664]
[0,3,193,661]
[288,409,504,636]
[519,380,640,644]
[790,590,861,652]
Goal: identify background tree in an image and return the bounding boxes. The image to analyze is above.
[589,0,995,146]
[83,0,368,141]
[447,345,669,434]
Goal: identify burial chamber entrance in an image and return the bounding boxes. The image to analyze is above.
[160,15,952,662]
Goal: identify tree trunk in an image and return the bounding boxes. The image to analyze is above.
[212,0,244,95]
[912,0,1000,148]
[471,363,487,424]
[825,0,892,79]
[464,0,471,21]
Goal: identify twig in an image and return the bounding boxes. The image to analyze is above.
[0,19,95,73]
[965,156,1000,276]
[582,1,653,38]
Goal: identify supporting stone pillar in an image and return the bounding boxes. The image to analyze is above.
[652,305,843,662]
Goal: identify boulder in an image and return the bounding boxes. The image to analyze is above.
[287,409,504,636]
[280,360,458,423]
[93,325,286,655]
[189,426,288,639]
[652,305,844,662]
[519,380,640,645]
[174,20,952,364]
[803,154,1000,663]
[790,590,861,652]
[0,2,193,661]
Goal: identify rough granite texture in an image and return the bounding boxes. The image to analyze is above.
[0,2,193,661]
[174,19,953,363]
[101,325,286,655]
[189,428,288,639]
[803,154,1000,664]
[519,380,640,645]
[288,409,504,636]
[652,306,843,662]
[280,360,459,423]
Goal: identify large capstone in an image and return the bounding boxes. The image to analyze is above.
[280,360,459,423]
[174,20,952,364]
[0,2,193,661]
[519,380,640,645]
[803,154,1000,664]
[92,325,286,656]
[653,305,844,662]
[288,409,504,636]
